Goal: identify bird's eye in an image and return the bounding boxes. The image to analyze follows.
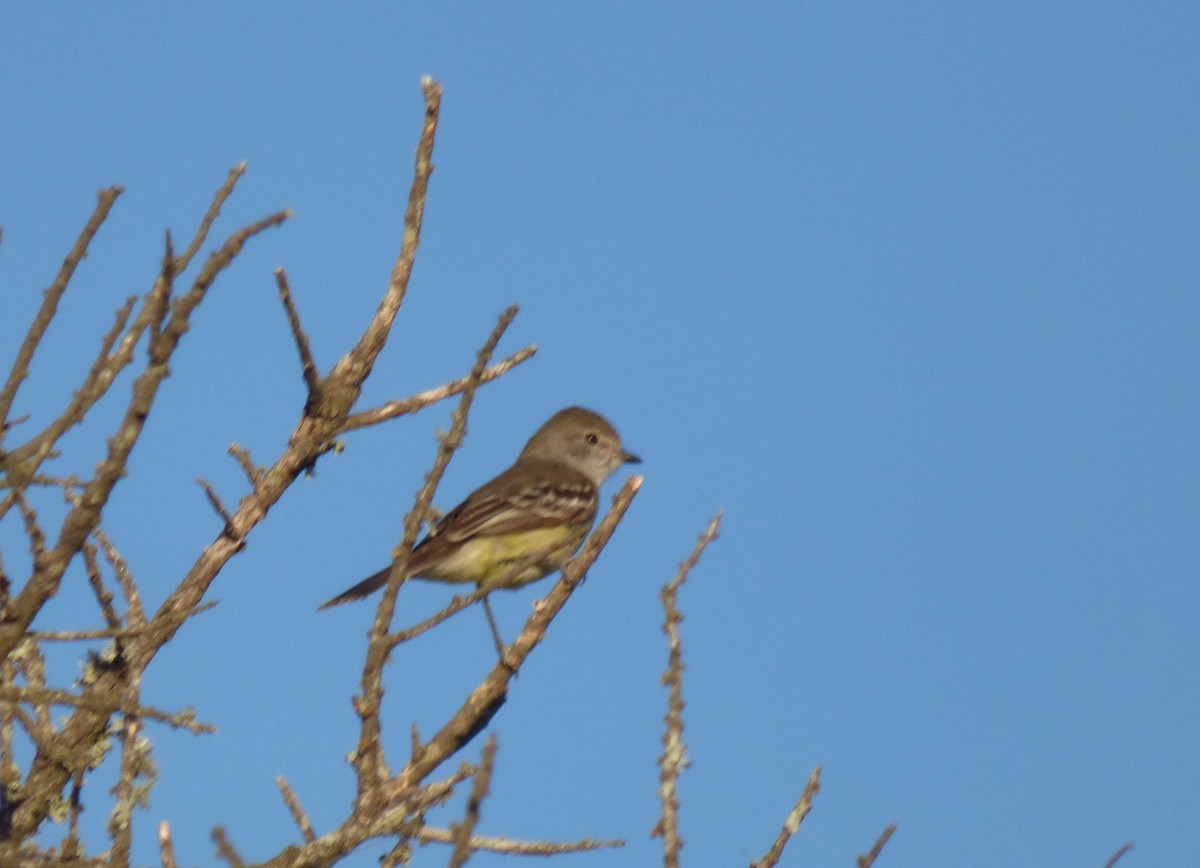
[586,433,599,445]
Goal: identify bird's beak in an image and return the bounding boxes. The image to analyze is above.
[622,449,642,465]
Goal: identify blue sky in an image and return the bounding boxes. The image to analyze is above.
[2,3,1197,866]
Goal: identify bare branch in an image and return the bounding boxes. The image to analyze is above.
[0,657,16,788]
[1,474,85,491]
[857,823,897,868]
[0,206,289,658]
[9,705,57,762]
[212,826,245,868]
[10,487,46,567]
[274,268,322,400]
[3,84,456,846]
[3,295,137,476]
[415,826,625,856]
[11,639,52,738]
[81,543,122,633]
[196,477,235,529]
[388,585,494,647]
[1103,843,1134,868]
[60,485,144,628]
[158,820,179,868]
[60,768,85,862]
[0,436,58,525]
[91,525,146,628]
[148,231,175,353]
[340,344,537,434]
[27,602,214,643]
[276,776,316,844]
[403,763,476,819]
[448,735,497,868]
[256,759,624,868]
[227,443,264,489]
[0,186,124,426]
[156,209,292,360]
[0,686,214,735]
[330,77,441,390]
[1,82,583,862]
[174,163,248,273]
[750,767,821,868]
[0,227,183,493]
[653,513,722,867]
[109,676,145,866]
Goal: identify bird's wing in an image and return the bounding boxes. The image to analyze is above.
[431,460,597,542]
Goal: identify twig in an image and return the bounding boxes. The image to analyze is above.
[388,585,494,646]
[0,658,16,787]
[27,602,215,642]
[60,768,85,860]
[148,232,175,367]
[228,443,263,489]
[61,485,146,629]
[81,543,123,633]
[212,825,245,868]
[339,344,537,434]
[0,473,86,491]
[0,436,58,525]
[381,840,414,868]
[3,295,137,473]
[11,639,52,736]
[415,826,625,856]
[174,163,248,273]
[196,477,234,528]
[1103,843,1134,868]
[1,228,179,495]
[109,670,145,866]
[9,705,58,760]
[0,186,124,426]
[274,268,322,400]
[156,209,292,361]
[0,686,215,735]
[10,487,47,565]
[0,204,289,657]
[857,823,897,868]
[158,820,179,868]
[407,763,477,816]
[331,77,441,386]
[276,776,316,844]
[653,513,722,867]
[750,767,821,868]
[448,734,497,868]
[1,412,29,432]
[89,521,145,627]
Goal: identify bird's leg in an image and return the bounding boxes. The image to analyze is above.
[481,595,506,659]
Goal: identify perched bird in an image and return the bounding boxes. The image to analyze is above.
[318,406,640,612]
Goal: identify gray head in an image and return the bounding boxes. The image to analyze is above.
[519,406,640,486]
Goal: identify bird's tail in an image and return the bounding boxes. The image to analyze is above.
[317,566,393,610]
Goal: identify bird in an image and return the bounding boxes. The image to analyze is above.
[318,407,640,621]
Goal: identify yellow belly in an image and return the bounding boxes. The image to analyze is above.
[414,525,587,589]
